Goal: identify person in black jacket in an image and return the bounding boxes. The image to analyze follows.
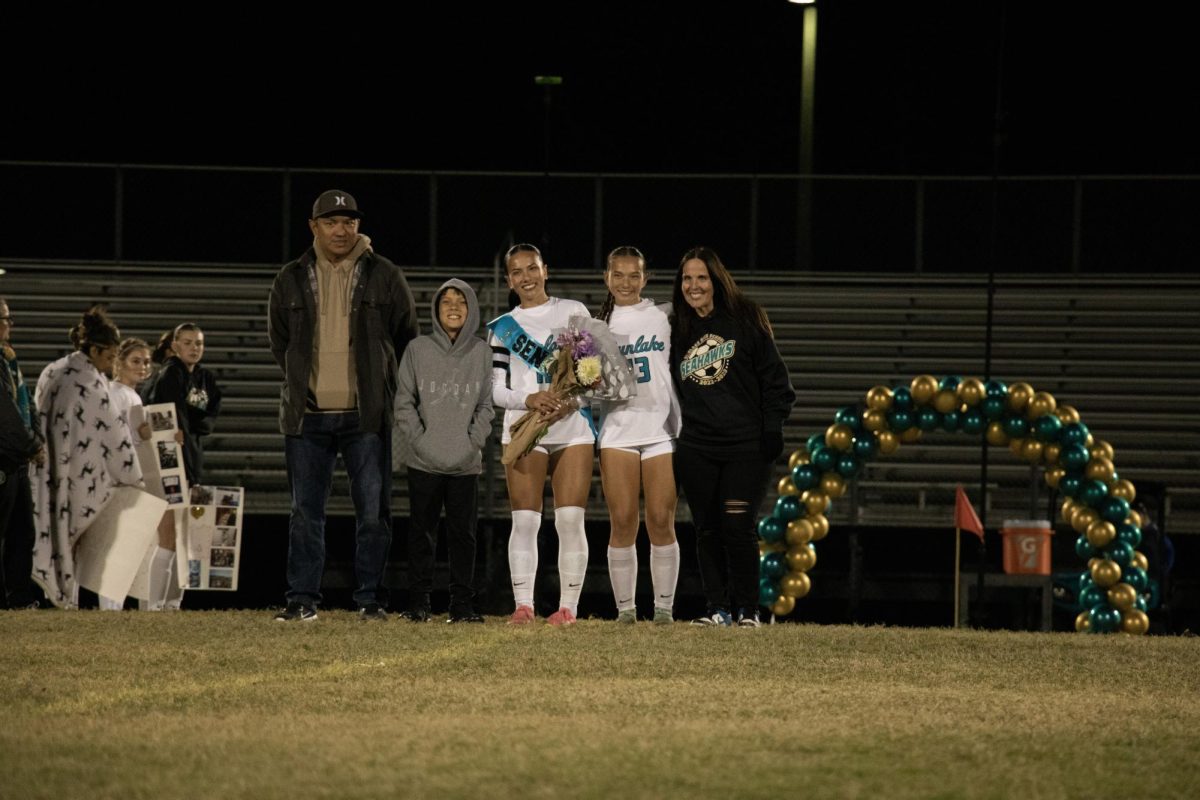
[670,246,796,628]
[143,323,220,485]
[268,189,419,622]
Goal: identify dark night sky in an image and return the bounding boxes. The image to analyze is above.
[6,3,1198,177]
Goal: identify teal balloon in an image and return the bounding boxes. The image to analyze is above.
[891,386,914,411]
[1134,595,1148,613]
[962,409,986,435]
[1034,414,1063,442]
[1089,605,1121,633]
[759,578,781,606]
[985,380,1008,399]
[812,446,837,472]
[1060,443,1090,471]
[1002,415,1029,438]
[1116,522,1142,549]
[836,452,862,478]
[1075,535,1098,560]
[982,397,1006,421]
[1146,578,1161,609]
[774,496,802,522]
[852,436,877,459]
[1079,585,1106,611]
[1101,497,1131,524]
[886,409,915,432]
[1079,480,1109,508]
[1103,540,1134,568]
[1077,571,1095,595]
[1123,566,1148,593]
[791,463,820,491]
[761,552,787,579]
[916,408,941,431]
[941,410,962,432]
[1060,475,1084,499]
[757,516,786,543]
[1062,422,1091,446]
[807,433,826,454]
[835,406,863,432]
[939,376,961,392]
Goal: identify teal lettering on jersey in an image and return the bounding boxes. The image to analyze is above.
[618,334,666,356]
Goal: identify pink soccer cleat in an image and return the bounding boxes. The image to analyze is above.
[507,605,536,625]
[547,607,576,627]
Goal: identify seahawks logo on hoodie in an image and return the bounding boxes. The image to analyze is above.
[679,334,736,385]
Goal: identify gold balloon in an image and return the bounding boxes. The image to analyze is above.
[780,571,811,599]
[777,475,800,497]
[1110,479,1136,503]
[877,431,900,455]
[1042,443,1062,465]
[1107,582,1138,611]
[899,427,923,443]
[1026,391,1057,420]
[771,595,796,617]
[933,389,960,414]
[910,374,939,406]
[1055,404,1081,424]
[986,422,1009,446]
[865,385,894,412]
[788,449,809,470]
[1060,498,1078,522]
[1075,611,1092,632]
[1120,609,1150,635]
[759,541,785,557]
[808,513,829,541]
[801,490,830,516]
[1087,557,1101,571]
[1072,507,1100,534]
[1008,437,1027,457]
[1084,457,1115,482]
[786,544,817,572]
[1007,382,1034,412]
[1021,440,1044,463]
[1131,551,1149,571]
[1086,519,1117,548]
[1091,559,1122,588]
[820,472,847,498]
[1126,510,1144,529]
[1085,433,1094,447]
[785,518,814,546]
[1045,466,1065,489]
[862,409,888,433]
[957,377,986,407]
[1090,440,1114,462]
[826,423,854,451]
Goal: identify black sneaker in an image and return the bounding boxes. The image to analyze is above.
[736,608,761,628]
[274,602,317,622]
[447,609,484,624]
[359,604,389,621]
[400,606,431,622]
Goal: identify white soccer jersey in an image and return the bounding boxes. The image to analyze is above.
[490,296,595,445]
[599,299,681,448]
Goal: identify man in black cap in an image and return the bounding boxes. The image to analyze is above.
[269,190,418,621]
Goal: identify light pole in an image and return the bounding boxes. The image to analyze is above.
[791,0,818,270]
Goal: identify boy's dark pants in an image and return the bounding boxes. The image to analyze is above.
[405,467,478,613]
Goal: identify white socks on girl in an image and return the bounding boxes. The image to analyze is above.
[555,506,588,615]
[508,510,542,610]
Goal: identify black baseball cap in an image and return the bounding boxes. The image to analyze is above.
[311,190,363,220]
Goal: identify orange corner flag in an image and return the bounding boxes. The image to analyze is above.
[955,484,985,541]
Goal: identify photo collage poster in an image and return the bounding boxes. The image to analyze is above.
[184,485,244,591]
[130,403,189,506]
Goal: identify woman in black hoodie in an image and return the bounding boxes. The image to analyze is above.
[670,246,795,627]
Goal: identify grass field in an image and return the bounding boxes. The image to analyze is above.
[2,611,1198,800]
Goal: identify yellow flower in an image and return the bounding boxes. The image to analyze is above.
[575,355,602,386]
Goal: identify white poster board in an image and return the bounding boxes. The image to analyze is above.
[130,403,189,505]
[75,486,166,601]
[183,485,244,591]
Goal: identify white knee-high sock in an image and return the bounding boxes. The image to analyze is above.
[555,506,588,614]
[99,595,124,611]
[508,510,542,609]
[607,545,637,612]
[141,547,176,611]
[650,541,680,611]
[163,552,183,610]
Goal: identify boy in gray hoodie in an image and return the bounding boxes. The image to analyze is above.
[395,279,494,622]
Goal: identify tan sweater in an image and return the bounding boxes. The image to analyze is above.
[309,235,370,410]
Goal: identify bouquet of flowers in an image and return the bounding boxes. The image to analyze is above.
[502,315,636,464]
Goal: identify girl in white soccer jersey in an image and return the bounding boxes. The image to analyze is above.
[595,246,682,624]
[490,244,594,626]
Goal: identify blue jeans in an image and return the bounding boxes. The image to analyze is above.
[284,411,392,608]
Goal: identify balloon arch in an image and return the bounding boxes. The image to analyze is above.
[756,375,1152,635]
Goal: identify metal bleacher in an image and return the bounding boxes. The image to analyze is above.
[2,261,1197,535]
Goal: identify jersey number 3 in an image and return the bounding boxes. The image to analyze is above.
[627,356,651,384]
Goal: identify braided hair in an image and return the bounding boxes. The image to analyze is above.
[596,245,647,323]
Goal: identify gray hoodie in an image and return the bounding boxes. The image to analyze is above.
[394,279,494,475]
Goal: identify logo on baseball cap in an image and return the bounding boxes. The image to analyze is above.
[311,190,363,220]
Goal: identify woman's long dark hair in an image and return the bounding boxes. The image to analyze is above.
[670,246,772,353]
[68,305,120,354]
